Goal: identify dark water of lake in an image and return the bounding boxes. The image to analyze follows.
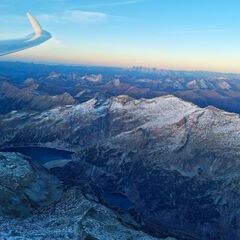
[1,147,73,164]
[101,191,134,210]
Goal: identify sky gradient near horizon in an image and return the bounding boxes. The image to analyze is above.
[1,0,240,72]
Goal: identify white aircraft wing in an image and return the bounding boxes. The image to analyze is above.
[0,13,51,56]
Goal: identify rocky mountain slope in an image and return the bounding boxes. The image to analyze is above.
[0,153,167,240]
[0,187,169,240]
[1,95,240,239]
[0,81,76,114]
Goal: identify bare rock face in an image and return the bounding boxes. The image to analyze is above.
[0,152,62,217]
[1,95,240,239]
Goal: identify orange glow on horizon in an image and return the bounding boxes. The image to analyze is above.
[3,42,240,74]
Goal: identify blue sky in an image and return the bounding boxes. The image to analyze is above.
[1,0,240,72]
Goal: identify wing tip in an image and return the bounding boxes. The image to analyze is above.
[27,12,43,37]
[27,12,32,18]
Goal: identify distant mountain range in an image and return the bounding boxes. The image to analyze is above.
[1,61,240,114]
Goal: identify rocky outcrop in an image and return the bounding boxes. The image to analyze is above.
[0,187,171,240]
[0,152,62,217]
[1,95,240,239]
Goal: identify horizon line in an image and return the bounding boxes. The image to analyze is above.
[1,59,240,75]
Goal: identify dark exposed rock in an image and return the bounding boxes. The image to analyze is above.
[0,152,62,217]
